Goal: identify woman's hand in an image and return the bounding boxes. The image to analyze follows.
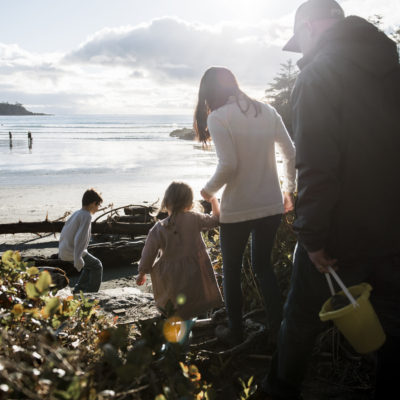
[283,192,294,213]
[136,272,146,286]
[200,189,214,202]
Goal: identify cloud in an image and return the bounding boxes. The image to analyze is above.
[6,3,398,115]
[64,17,294,86]
[1,17,298,114]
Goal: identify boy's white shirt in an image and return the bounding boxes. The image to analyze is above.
[59,209,92,271]
[203,97,296,223]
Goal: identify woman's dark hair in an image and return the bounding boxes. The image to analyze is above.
[194,66,261,144]
[82,189,103,207]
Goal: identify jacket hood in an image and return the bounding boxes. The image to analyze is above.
[299,16,399,77]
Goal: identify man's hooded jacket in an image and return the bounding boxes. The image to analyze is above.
[292,16,400,262]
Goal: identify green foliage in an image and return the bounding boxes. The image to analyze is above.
[0,250,217,399]
[238,376,256,399]
[271,212,297,298]
[0,251,107,399]
[368,14,384,29]
[265,59,298,137]
[368,15,400,59]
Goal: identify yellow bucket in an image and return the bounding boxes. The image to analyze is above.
[319,282,386,354]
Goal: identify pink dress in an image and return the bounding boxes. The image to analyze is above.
[138,211,223,320]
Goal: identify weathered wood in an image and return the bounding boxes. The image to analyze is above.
[0,220,154,235]
[24,240,145,271]
[25,256,77,276]
[88,240,144,267]
[114,215,155,223]
[123,206,156,216]
[124,202,211,217]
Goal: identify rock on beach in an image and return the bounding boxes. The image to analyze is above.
[169,128,195,140]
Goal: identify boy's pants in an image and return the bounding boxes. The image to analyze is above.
[74,252,103,293]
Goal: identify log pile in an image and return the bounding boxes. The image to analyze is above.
[1,201,214,274]
[88,240,145,268]
[0,220,153,236]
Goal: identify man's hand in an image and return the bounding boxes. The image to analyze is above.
[136,273,146,286]
[307,249,337,273]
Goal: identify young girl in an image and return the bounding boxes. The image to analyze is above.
[136,181,223,321]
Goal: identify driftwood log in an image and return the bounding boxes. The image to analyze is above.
[123,201,211,217]
[24,240,145,272]
[1,202,216,273]
[114,215,154,223]
[0,220,154,236]
[25,257,77,276]
[123,206,157,216]
[0,201,213,236]
[88,240,144,267]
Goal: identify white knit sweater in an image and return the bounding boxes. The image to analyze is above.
[203,96,296,223]
[58,209,92,271]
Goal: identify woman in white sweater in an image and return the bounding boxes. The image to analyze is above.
[195,66,296,345]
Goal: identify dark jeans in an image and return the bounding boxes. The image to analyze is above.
[220,214,282,340]
[74,252,103,293]
[263,243,400,399]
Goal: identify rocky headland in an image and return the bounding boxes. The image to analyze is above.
[169,127,195,140]
[0,102,47,116]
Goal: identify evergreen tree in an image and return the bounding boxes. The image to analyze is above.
[265,59,298,137]
[369,15,400,59]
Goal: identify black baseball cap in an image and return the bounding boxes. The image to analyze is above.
[283,0,345,52]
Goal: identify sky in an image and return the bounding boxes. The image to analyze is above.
[0,0,399,115]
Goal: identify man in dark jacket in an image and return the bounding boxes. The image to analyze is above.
[262,1,400,399]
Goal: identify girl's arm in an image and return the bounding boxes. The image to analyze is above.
[136,272,147,285]
[136,225,160,285]
[196,196,220,231]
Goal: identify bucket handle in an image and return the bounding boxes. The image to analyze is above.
[325,266,359,308]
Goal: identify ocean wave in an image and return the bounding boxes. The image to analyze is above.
[0,166,140,176]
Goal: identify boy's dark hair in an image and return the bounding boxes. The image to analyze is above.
[82,189,103,207]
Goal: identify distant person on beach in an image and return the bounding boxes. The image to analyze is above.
[59,189,103,294]
[262,1,400,399]
[8,131,12,148]
[136,181,223,328]
[194,67,296,347]
[28,131,32,149]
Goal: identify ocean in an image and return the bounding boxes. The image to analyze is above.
[0,114,217,223]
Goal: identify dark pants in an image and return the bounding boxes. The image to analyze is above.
[263,243,400,399]
[220,214,282,340]
[74,252,103,293]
